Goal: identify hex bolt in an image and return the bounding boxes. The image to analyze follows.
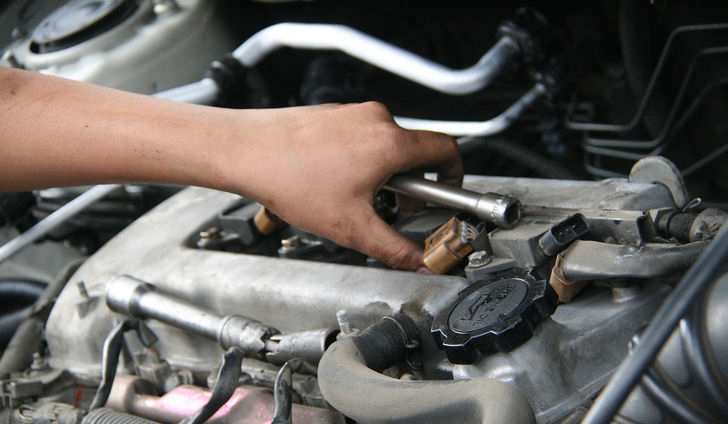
[468,250,492,268]
[280,235,302,253]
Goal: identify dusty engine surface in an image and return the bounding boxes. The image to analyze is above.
[44,175,682,424]
[3,1,728,424]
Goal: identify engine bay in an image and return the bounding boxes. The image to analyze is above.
[2,1,728,423]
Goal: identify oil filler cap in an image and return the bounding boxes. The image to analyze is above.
[431,270,557,364]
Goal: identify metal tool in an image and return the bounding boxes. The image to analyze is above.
[384,175,522,228]
[106,275,277,358]
[106,275,336,363]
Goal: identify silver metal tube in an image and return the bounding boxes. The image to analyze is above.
[153,77,220,105]
[0,184,121,264]
[395,84,546,136]
[384,176,522,228]
[106,275,222,340]
[561,240,708,281]
[232,23,520,95]
[106,275,277,357]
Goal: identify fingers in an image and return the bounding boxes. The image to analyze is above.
[345,208,427,271]
[396,130,464,188]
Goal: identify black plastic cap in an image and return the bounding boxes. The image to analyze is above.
[431,270,557,364]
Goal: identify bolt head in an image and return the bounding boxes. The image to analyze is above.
[468,250,492,268]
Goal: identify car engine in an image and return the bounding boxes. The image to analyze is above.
[2,1,728,423]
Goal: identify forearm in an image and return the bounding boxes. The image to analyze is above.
[0,68,241,192]
[0,67,462,271]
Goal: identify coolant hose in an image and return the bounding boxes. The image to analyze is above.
[0,260,82,375]
[0,279,47,306]
[318,319,535,424]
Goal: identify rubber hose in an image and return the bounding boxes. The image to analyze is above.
[0,307,30,348]
[460,137,580,179]
[319,337,535,424]
[82,408,160,424]
[619,0,669,138]
[0,259,82,375]
[0,279,47,306]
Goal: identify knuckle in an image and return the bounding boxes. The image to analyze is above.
[360,100,391,117]
[383,243,412,270]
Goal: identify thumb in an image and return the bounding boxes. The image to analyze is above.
[348,209,427,272]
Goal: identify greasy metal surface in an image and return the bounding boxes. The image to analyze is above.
[461,176,674,211]
[46,176,675,380]
[452,283,670,423]
[46,186,469,379]
[561,240,707,281]
[629,156,688,208]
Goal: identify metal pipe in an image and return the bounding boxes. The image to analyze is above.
[0,184,121,264]
[106,275,276,357]
[153,77,220,105]
[565,22,728,133]
[395,84,546,136]
[561,240,708,281]
[384,176,522,228]
[232,23,521,95]
[582,224,728,424]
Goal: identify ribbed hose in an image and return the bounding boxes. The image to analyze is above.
[0,279,47,306]
[82,408,160,424]
[459,137,581,180]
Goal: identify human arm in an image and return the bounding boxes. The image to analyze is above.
[0,67,462,271]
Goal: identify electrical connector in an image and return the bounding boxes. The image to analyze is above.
[423,217,478,274]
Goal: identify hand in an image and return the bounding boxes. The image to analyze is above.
[0,68,462,271]
[220,102,463,271]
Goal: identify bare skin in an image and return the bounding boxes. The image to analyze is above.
[0,68,462,271]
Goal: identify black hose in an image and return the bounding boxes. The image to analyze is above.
[0,307,30,349]
[0,279,47,307]
[0,260,82,375]
[582,224,728,423]
[459,137,580,180]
